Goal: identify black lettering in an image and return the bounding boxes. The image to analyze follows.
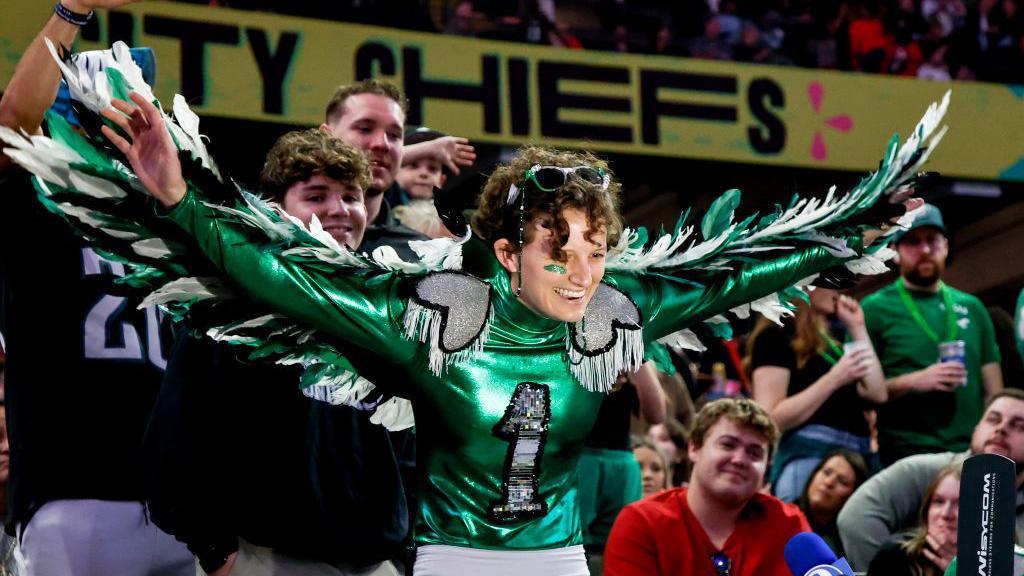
[144,16,239,105]
[747,78,786,154]
[355,42,396,79]
[108,10,135,46]
[508,57,530,136]
[81,15,101,42]
[639,70,737,145]
[246,29,299,115]
[537,62,631,142]
[402,47,500,133]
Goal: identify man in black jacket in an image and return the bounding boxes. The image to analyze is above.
[144,128,409,576]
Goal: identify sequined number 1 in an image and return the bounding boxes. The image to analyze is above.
[489,382,551,523]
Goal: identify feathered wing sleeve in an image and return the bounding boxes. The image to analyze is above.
[0,40,432,430]
[166,189,415,363]
[604,91,951,349]
[611,241,855,344]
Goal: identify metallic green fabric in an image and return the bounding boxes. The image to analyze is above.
[167,190,856,550]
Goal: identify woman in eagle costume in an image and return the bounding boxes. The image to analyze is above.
[0,42,946,575]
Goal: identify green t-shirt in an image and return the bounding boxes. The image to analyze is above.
[862,280,1000,455]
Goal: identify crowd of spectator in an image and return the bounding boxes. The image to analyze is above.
[3,2,1024,575]
[576,199,1022,576]
[177,0,1024,84]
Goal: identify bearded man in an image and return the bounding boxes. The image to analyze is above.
[862,203,1003,466]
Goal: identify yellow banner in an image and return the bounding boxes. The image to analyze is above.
[4,1,1024,181]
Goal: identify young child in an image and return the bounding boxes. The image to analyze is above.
[394,127,454,238]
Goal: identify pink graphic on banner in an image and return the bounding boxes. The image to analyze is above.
[808,82,854,162]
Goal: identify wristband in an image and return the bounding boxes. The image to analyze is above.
[54,2,93,26]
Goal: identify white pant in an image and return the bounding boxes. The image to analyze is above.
[414,545,589,576]
[16,499,193,576]
[197,539,402,576]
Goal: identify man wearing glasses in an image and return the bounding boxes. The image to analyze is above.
[860,203,1002,466]
[603,398,809,576]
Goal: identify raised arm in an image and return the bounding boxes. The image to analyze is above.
[165,190,413,360]
[0,0,137,173]
[615,241,859,343]
[402,135,476,175]
[103,93,415,362]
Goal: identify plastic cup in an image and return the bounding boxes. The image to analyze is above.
[938,340,967,387]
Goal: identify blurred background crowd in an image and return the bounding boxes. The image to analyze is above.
[173,0,1024,83]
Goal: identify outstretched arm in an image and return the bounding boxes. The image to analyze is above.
[102,93,415,362]
[618,242,859,343]
[402,135,477,175]
[614,192,919,345]
[0,0,137,174]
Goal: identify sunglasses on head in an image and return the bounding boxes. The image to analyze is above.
[506,164,610,205]
[711,552,732,576]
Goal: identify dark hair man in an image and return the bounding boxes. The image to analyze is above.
[838,389,1024,570]
[144,129,408,576]
[319,80,475,256]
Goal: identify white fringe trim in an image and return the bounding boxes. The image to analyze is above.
[402,299,492,377]
[567,328,644,393]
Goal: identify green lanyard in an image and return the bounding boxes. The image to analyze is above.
[896,281,959,344]
[818,331,844,365]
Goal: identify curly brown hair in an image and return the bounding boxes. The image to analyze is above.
[690,397,781,464]
[324,79,409,124]
[259,129,371,202]
[471,147,623,261]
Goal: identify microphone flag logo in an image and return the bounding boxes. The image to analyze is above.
[804,567,843,576]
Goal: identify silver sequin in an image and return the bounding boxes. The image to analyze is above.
[572,284,641,353]
[414,273,491,351]
[491,383,550,521]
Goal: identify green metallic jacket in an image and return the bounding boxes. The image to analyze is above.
[167,188,857,550]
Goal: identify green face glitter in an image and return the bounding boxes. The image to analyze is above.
[544,264,567,275]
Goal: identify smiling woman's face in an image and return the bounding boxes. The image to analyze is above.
[499,208,607,323]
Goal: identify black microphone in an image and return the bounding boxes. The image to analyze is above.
[957,453,1015,576]
[783,532,855,576]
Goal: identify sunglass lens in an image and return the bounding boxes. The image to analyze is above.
[575,167,604,185]
[533,168,565,191]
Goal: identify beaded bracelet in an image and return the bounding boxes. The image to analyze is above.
[54,2,93,26]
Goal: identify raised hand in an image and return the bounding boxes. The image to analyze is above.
[835,294,865,331]
[101,91,187,207]
[863,197,925,246]
[427,136,477,175]
[922,530,957,571]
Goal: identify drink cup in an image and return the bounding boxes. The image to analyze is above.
[843,340,869,355]
[938,340,967,387]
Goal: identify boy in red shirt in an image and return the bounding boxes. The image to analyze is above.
[605,398,810,576]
